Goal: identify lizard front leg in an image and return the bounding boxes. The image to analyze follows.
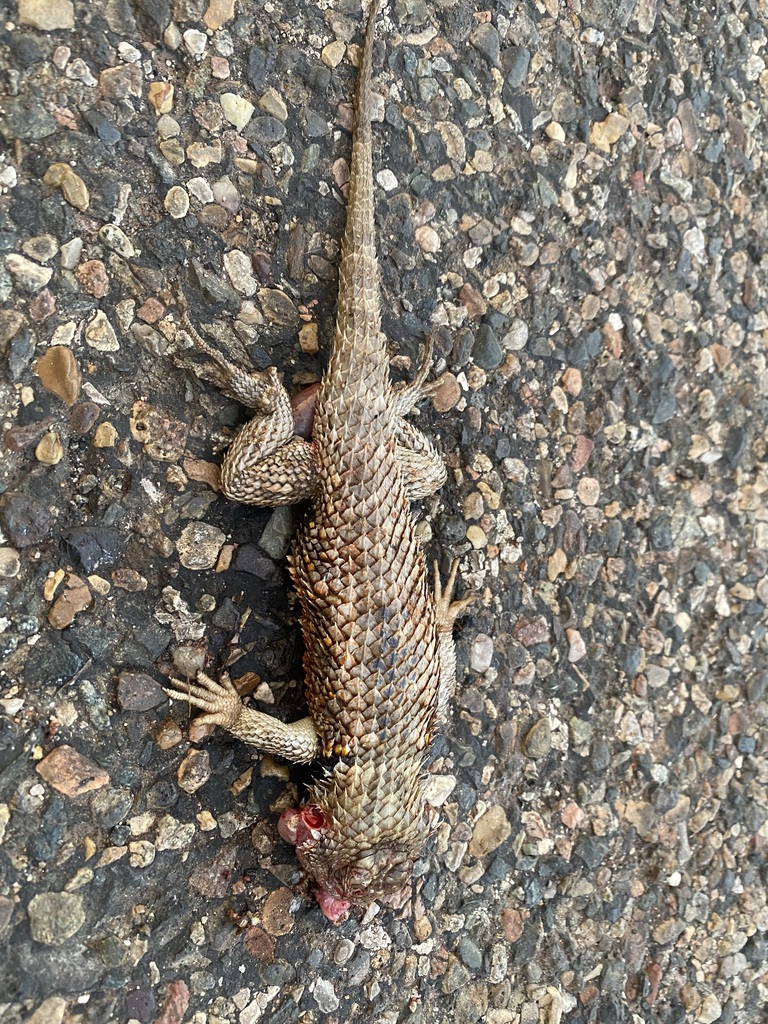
[165,671,319,763]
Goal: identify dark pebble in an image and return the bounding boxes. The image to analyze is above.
[116,670,167,711]
[61,526,122,572]
[0,95,57,141]
[262,961,296,986]
[470,23,500,66]
[0,491,53,547]
[146,778,179,809]
[84,108,121,146]
[69,402,101,435]
[693,561,712,583]
[9,329,36,379]
[9,33,44,67]
[22,634,83,686]
[302,108,329,139]
[457,935,483,971]
[90,787,133,830]
[0,716,23,772]
[649,516,673,551]
[124,985,156,1024]
[746,673,768,701]
[247,47,269,90]
[651,389,677,424]
[573,836,609,870]
[737,736,756,755]
[472,324,503,370]
[14,940,103,993]
[246,116,286,147]
[232,545,282,583]
[504,45,531,89]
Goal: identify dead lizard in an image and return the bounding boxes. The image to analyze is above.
[166,0,473,922]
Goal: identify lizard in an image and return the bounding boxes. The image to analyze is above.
[165,0,473,922]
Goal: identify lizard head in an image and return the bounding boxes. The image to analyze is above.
[278,764,437,922]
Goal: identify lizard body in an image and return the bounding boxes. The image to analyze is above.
[167,0,472,921]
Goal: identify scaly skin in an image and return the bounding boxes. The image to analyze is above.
[166,0,472,921]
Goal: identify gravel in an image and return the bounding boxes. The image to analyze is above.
[1,1,767,1022]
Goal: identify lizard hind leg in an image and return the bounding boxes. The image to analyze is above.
[175,291,278,412]
[432,559,476,724]
[174,291,319,506]
[392,333,439,417]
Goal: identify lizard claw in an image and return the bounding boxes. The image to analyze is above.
[164,670,243,730]
[433,559,475,630]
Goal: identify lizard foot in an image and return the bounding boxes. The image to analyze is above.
[165,670,243,730]
[392,333,440,415]
[433,559,475,631]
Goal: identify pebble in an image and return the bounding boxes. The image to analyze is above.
[470,22,500,66]
[576,477,600,506]
[176,522,226,570]
[415,224,440,252]
[76,260,109,298]
[27,892,84,945]
[321,41,346,68]
[523,719,552,759]
[468,805,511,858]
[22,235,57,262]
[298,322,318,355]
[258,288,299,327]
[176,749,211,794]
[85,310,119,351]
[183,29,207,55]
[164,185,190,219]
[5,254,52,292]
[220,92,255,132]
[93,422,117,447]
[258,87,288,121]
[548,548,567,580]
[512,615,550,646]
[589,112,630,152]
[147,81,174,113]
[466,524,487,549]
[117,671,167,711]
[98,224,135,258]
[311,978,339,1014]
[223,249,257,296]
[25,998,67,1024]
[333,938,355,965]
[35,346,80,405]
[423,774,456,806]
[432,373,461,412]
[502,319,529,351]
[18,0,74,31]
[0,547,21,578]
[469,633,494,673]
[42,162,89,210]
[376,168,398,191]
[187,140,223,167]
[204,0,235,30]
[566,629,587,662]
[59,237,82,269]
[36,745,109,796]
[262,887,295,936]
[35,431,64,466]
